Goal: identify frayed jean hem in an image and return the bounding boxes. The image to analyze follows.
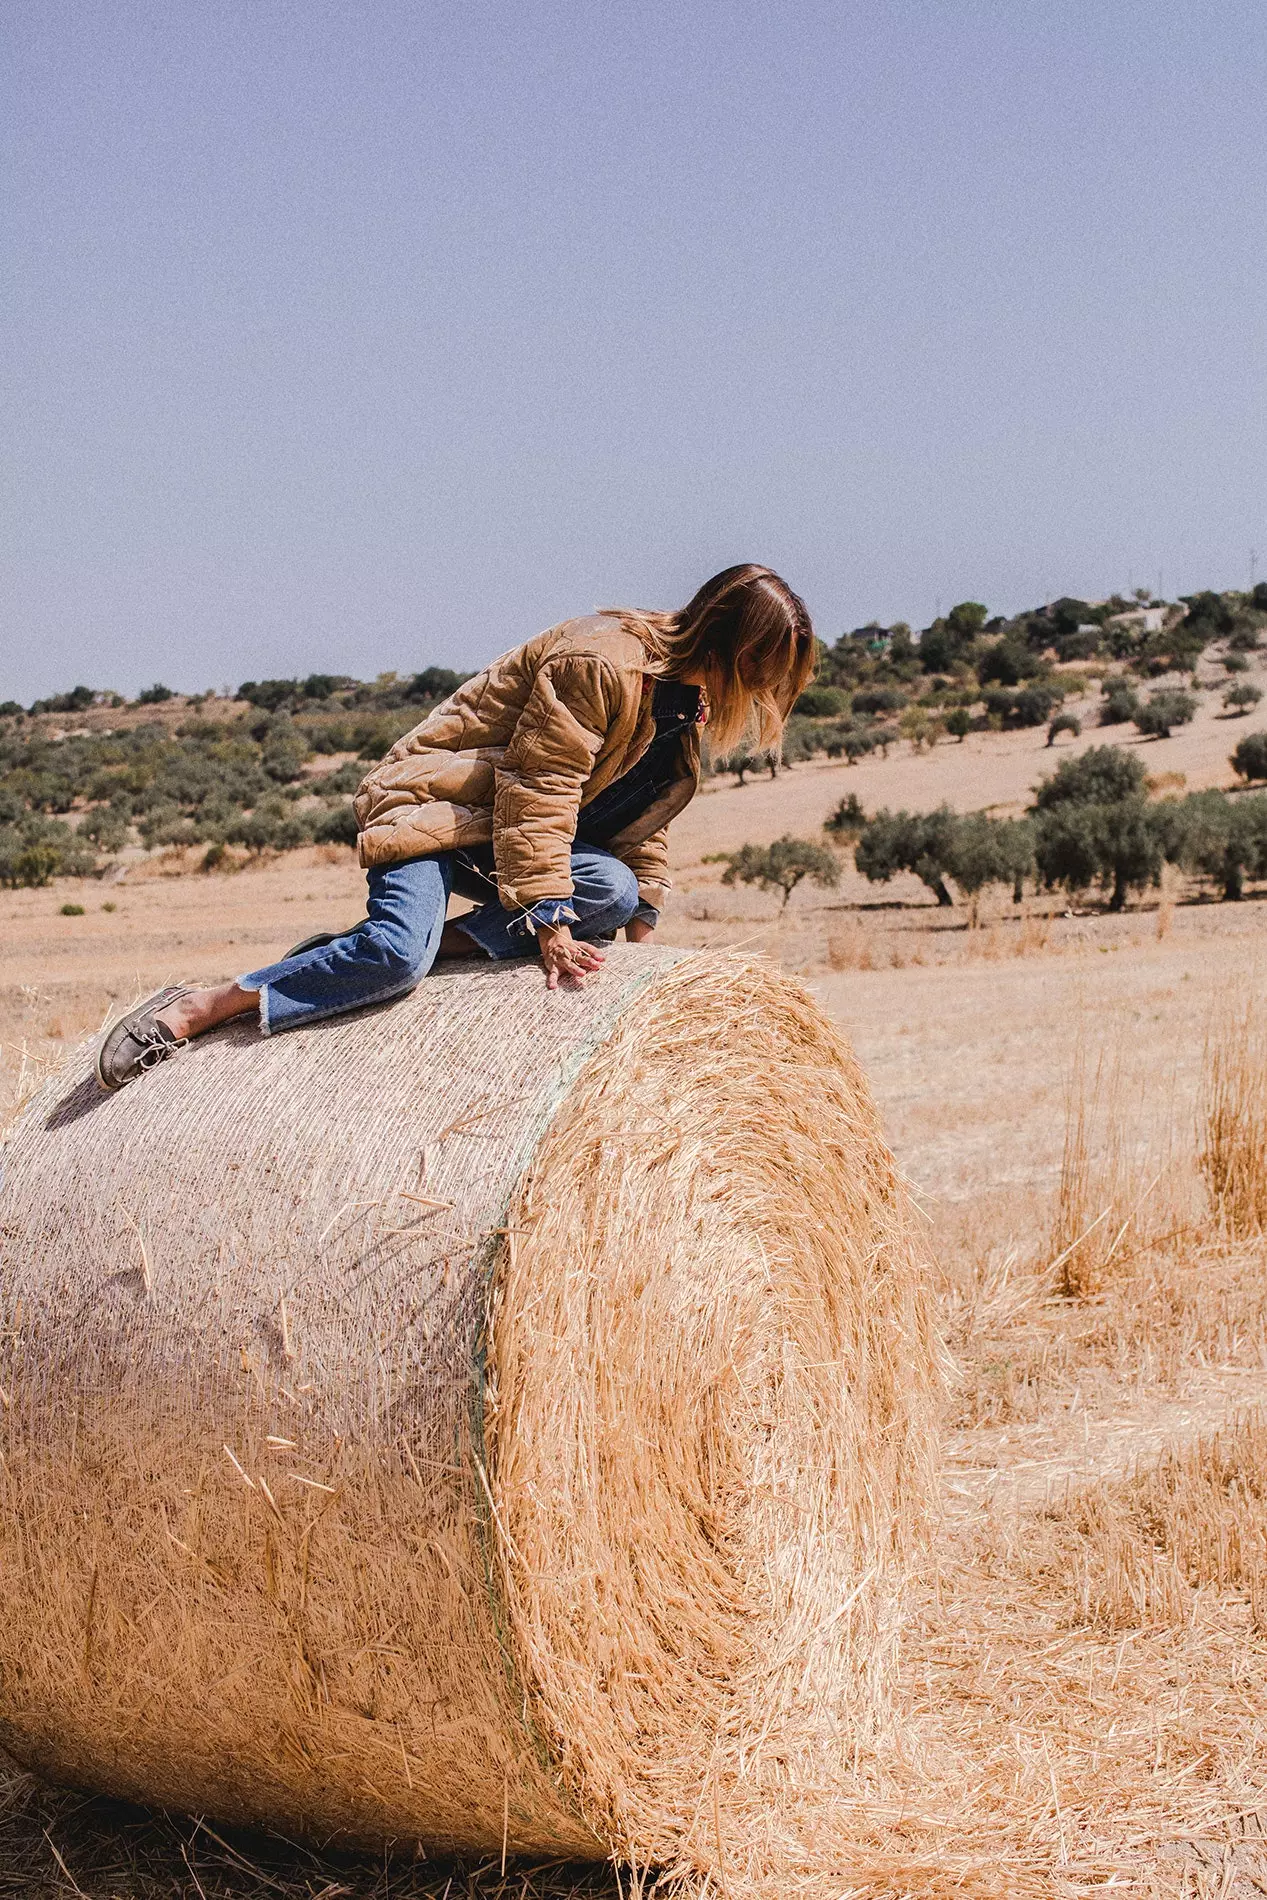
[235,975,268,1036]
[238,971,421,1037]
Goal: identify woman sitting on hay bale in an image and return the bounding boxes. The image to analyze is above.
[96,564,814,1090]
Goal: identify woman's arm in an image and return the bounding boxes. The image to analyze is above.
[493,655,629,983]
[492,656,626,909]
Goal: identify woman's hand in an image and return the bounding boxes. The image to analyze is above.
[625,917,656,943]
[536,922,605,990]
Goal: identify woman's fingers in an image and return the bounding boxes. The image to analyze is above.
[540,936,604,989]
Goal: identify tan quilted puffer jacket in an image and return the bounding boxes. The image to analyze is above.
[353,616,700,911]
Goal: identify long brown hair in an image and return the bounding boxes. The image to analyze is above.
[602,564,816,754]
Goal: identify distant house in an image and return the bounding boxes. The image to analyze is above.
[1106,606,1166,636]
[849,623,892,653]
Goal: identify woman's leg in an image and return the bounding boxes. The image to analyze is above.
[455,846,640,960]
[156,856,454,1040]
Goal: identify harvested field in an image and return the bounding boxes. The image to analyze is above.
[4,730,1267,1895]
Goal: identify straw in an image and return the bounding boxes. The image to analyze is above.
[0,947,937,1894]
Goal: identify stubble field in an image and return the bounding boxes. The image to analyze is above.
[4,707,1267,1897]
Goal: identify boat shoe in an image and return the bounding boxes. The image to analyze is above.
[95,987,191,1092]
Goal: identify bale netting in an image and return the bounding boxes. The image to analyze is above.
[0,945,937,1887]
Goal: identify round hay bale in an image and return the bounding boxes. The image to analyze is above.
[0,946,936,1881]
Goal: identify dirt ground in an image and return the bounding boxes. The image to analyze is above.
[4,717,1267,1895]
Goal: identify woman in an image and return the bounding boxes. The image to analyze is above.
[96,564,815,1090]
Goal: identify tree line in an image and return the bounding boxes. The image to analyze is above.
[717,747,1267,918]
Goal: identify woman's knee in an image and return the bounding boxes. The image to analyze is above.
[361,856,451,984]
[575,855,640,928]
[356,919,432,987]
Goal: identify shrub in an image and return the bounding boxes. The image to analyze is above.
[408,666,464,702]
[237,679,300,711]
[977,639,1038,687]
[29,685,95,715]
[0,816,95,886]
[919,602,989,673]
[260,716,312,783]
[225,801,314,853]
[780,719,822,764]
[1047,713,1082,745]
[7,763,78,812]
[723,748,779,785]
[312,802,359,847]
[1033,745,1148,811]
[1231,732,1267,784]
[898,705,945,751]
[721,836,841,908]
[1223,653,1251,674]
[1134,689,1196,739]
[793,685,850,718]
[354,716,410,760]
[1179,590,1236,646]
[824,793,867,840]
[60,902,85,916]
[311,759,364,795]
[852,687,908,716]
[136,682,174,705]
[1100,680,1142,725]
[983,685,1061,729]
[945,706,972,742]
[79,805,131,852]
[840,725,883,763]
[1224,683,1263,714]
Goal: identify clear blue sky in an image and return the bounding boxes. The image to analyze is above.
[3,0,1265,703]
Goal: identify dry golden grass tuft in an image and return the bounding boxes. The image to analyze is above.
[1048,1037,1195,1300]
[1057,1411,1267,1633]
[1199,996,1267,1239]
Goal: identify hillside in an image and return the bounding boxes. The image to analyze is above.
[6,602,1267,1887]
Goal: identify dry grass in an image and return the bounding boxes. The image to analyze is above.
[1048,1036,1194,1299]
[1198,996,1267,1239]
[1058,1410,1267,1633]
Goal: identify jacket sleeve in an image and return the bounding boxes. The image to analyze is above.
[611,826,672,908]
[492,655,626,910]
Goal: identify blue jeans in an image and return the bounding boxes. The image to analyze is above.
[237,845,641,1035]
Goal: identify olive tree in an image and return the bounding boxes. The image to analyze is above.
[1232,732,1267,783]
[1031,746,1160,911]
[721,835,841,909]
[1155,791,1267,901]
[854,806,961,907]
[1134,689,1196,739]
